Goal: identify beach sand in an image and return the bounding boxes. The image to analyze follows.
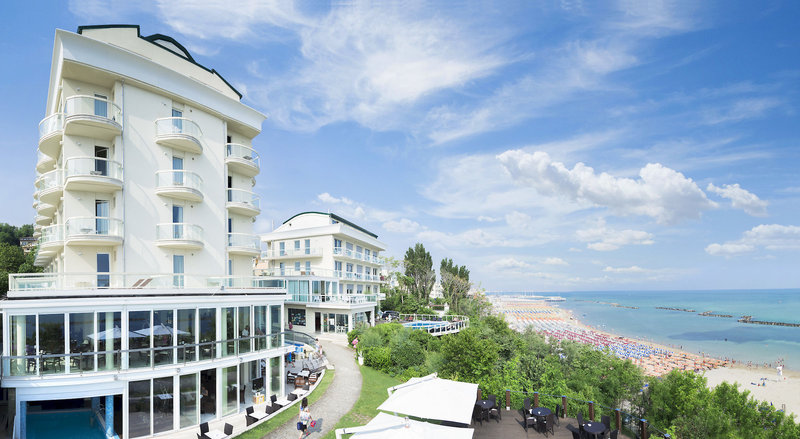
[703,365,800,417]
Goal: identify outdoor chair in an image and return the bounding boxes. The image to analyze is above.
[199,422,209,438]
[577,412,584,426]
[471,405,483,426]
[303,383,310,391]
[487,395,501,421]
[223,423,233,436]
[610,430,619,439]
[288,393,297,401]
[524,397,531,414]
[271,394,282,409]
[554,404,561,424]
[264,404,275,415]
[602,415,611,431]
[542,413,555,437]
[246,406,256,426]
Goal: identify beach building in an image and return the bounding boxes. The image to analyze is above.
[3,25,291,438]
[258,212,386,334]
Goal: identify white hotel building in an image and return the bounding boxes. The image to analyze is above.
[258,212,386,334]
[2,25,292,438]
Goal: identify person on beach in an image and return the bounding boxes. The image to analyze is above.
[777,365,783,381]
[297,397,313,438]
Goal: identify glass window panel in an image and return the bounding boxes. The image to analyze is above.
[180,373,198,428]
[69,313,94,373]
[270,357,280,397]
[177,309,196,363]
[153,376,174,434]
[129,379,151,438]
[10,315,36,375]
[97,311,121,370]
[128,311,151,368]
[223,365,238,416]
[223,307,235,357]
[238,307,250,354]
[254,306,267,351]
[39,314,65,374]
[153,310,174,366]
[270,305,281,349]
[240,360,257,410]
[200,369,216,422]
[199,308,216,361]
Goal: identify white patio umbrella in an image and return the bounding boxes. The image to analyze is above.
[336,412,473,439]
[377,373,479,426]
[88,326,145,340]
[134,323,188,337]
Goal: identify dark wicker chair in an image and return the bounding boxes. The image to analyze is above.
[246,406,256,426]
[288,393,297,401]
[487,395,501,421]
[602,415,611,431]
[198,422,210,439]
[542,413,555,437]
[223,423,233,435]
[554,404,561,425]
[610,429,619,439]
[471,404,483,426]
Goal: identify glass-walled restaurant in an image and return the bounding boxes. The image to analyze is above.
[0,301,287,438]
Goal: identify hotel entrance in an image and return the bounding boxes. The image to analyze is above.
[25,396,122,439]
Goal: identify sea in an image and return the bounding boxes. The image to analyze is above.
[490,289,800,370]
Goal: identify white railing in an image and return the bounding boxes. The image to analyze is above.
[262,247,323,259]
[334,270,384,283]
[156,223,203,242]
[227,188,260,209]
[228,233,260,250]
[226,143,260,167]
[155,169,203,192]
[255,267,336,278]
[65,157,123,181]
[333,247,382,264]
[155,117,202,139]
[64,95,122,125]
[65,217,124,238]
[39,224,64,245]
[287,293,379,304]
[8,272,286,292]
[35,169,64,192]
[397,314,470,335]
[38,113,64,141]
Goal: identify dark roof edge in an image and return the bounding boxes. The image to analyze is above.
[76,24,242,99]
[281,212,379,239]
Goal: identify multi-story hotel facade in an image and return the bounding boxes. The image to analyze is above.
[3,26,291,438]
[258,212,386,334]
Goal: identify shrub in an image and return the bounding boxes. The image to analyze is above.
[347,328,362,346]
[390,330,425,372]
[362,346,391,370]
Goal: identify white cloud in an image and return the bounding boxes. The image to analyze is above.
[317,192,353,205]
[603,265,648,273]
[498,150,716,224]
[576,221,655,251]
[701,97,782,125]
[488,257,533,270]
[706,183,768,217]
[477,216,502,223]
[706,224,800,256]
[382,218,421,234]
[543,257,568,266]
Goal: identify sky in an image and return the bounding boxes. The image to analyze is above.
[1,1,799,292]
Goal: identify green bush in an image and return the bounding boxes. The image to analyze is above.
[389,330,425,372]
[362,346,391,370]
[347,328,362,346]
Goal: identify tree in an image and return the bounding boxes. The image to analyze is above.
[402,243,435,302]
[440,258,471,313]
[0,242,26,296]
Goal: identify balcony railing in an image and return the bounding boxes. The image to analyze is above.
[155,170,203,193]
[63,95,122,140]
[155,117,202,153]
[262,247,323,259]
[156,223,203,241]
[8,273,286,292]
[36,150,56,173]
[38,113,64,143]
[0,331,290,378]
[65,217,123,239]
[34,169,64,203]
[255,267,335,278]
[39,224,64,246]
[227,189,261,215]
[226,143,260,176]
[65,157,123,181]
[227,233,260,252]
[287,293,380,305]
[334,270,384,283]
[333,247,381,264]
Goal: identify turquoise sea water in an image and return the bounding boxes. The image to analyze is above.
[493,289,800,369]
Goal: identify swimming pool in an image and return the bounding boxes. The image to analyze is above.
[403,321,449,330]
[27,409,107,439]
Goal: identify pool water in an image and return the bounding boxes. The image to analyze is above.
[403,321,448,330]
[27,410,107,439]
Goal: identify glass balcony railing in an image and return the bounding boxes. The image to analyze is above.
[333,247,381,264]
[262,247,322,258]
[39,224,64,246]
[227,189,260,209]
[155,170,203,192]
[35,169,64,193]
[65,157,123,181]
[156,223,203,242]
[8,272,286,292]
[226,143,260,167]
[65,217,124,238]
[155,117,202,139]
[64,95,122,125]
[256,267,336,278]
[227,233,260,250]
[38,113,64,141]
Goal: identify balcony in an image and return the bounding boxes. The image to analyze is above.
[333,247,382,265]
[8,272,286,293]
[155,223,204,250]
[37,224,64,259]
[36,200,56,218]
[155,117,202,154]
[226,189,260,216]
[65,217,123,246]
[334,270,385,283]
[63,95,122,140]
[227,233,261,256]
[38,113,63,158]
[35,215,51,226]
[35,169,64,204]
[64,157,123,193]
[262,247,323,259]
[225,143,260,177]
[287,293,380,305]
[155,170,203,202]
[256,267,335,278]
[36,150,56,174]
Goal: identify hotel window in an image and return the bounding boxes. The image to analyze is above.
[97,253,110,288]
[346,263,353,274]
[173,255,184,287]
[365,249,371,259]
[94,93,108,117]
[304,239,311,254]
[294,240,300,252]
[279,262,285,276]
[305,261,311,272]
[334,261,342,274]
[95,145,109,176]
[356,245,362,256]
[279,242,285,256]
[357,285,363,294]
[172,156,184,185]
[295,261,301,272]
[346,284,354,294]
[172,107,183,131]
[334,239,342,250]
[172,205,183,239]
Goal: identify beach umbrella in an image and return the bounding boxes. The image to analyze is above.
[134,323,188,337]
[88,326,145,340]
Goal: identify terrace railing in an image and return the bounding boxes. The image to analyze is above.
[8,272,285,292]
[397,313,470,335]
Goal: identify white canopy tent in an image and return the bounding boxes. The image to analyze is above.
[376,373,479,426]
[336,412,474,439]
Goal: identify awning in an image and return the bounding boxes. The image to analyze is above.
[377,373,479,425]
[338,412,474,439]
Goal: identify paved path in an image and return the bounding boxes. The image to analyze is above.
[265,334,361,439]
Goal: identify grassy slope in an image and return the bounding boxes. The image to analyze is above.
[235,369,335,439]
[321,365,402,439]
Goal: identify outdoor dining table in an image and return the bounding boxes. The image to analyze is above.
[583,420,607,438]
[475,399,494,411]
[530,407,551,433]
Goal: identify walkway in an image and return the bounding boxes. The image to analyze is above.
[265,333,361,439]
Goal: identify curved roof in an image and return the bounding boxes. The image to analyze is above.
[282,211,378,238]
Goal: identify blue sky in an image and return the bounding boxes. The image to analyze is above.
[2,1,799,291]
